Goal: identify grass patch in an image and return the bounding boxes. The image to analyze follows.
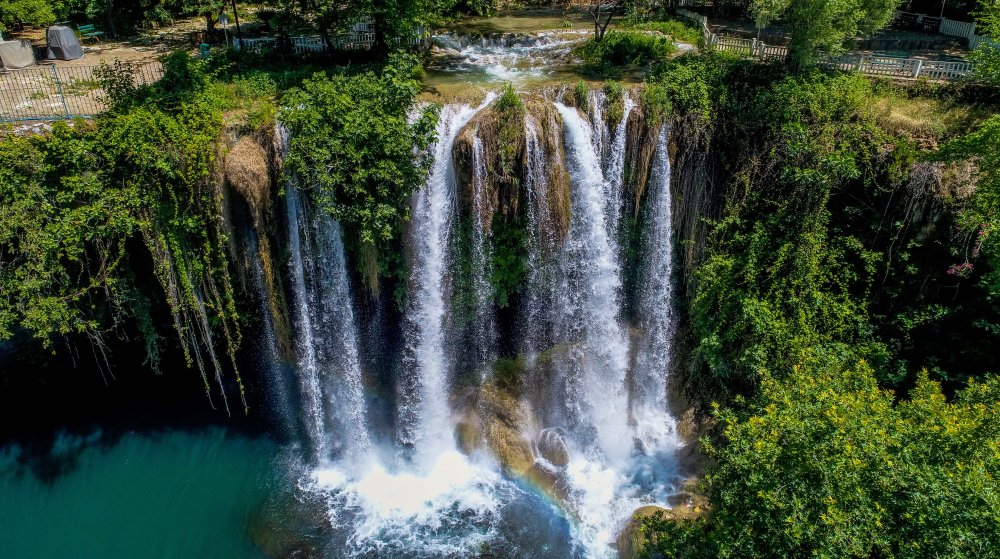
[873,89,991,141]
[621,17,702,45]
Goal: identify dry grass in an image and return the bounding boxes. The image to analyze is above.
[225,136,270,217]
[874,93,990,144]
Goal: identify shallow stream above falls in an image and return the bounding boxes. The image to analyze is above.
[0,44,694,559]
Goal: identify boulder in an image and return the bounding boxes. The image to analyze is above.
[484,418,535,477]
[537,428,569,467]
[455,421,481,456]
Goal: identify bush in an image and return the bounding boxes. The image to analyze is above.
[641,361,1000,559]
[646,55,717,120]
[577,30,677,77]
[604,80,626,124]
[573,80,590,112]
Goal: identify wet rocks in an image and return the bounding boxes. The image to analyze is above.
[484,418,535,476]
[537,428,569,467]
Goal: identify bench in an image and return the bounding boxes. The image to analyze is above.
[77,24,105,42]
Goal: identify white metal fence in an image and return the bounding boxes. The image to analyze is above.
[676,9,974,81]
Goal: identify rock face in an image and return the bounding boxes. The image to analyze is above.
[537,428,569,467]
[484,418,535,476]
[453,381,578,503]
[452,95,571,245]
[226,136,271,219]
[623,107,664,220]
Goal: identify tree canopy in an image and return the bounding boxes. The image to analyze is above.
[642,361,1000,559]
[749,0,901,66]
[970,0,1000,85]
[0,0,54,32]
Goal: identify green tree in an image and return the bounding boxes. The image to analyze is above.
[0,0,54,32]
[969,0,1000,84]
[749,0,901,67]
[0,52,245,412]
[281,55,439,290]
[167,0,224,33]
[641,361,1000,559]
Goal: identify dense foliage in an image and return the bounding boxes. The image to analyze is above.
[0,52,247,412]
[641,361,1000,559]
[969,0,1000,85]
[280,54,438,292]
[636,53,1000,558]
[2,0,465,45]
[643,57,1000,397]
[0,0,52,31]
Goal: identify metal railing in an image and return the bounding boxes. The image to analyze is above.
[234,25,428,54]
[0,62,163,122]
[676,9,974,81]
[893,10,989,50]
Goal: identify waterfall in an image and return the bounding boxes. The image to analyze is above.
[286,186,328,463]
[603,92,635,262]
[286,185,371,466]
[244,228,297,441]
[553,102,631,464]
[467,134,497,379]
[632,131,680,453]
[270,86,684,559]
[522,117,555,360]
[400,96,494,465]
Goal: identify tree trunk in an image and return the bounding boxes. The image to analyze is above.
[372,3,390,58]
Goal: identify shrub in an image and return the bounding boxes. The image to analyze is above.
[641,361,1000,559]
[604,80,626,125]
[577,30,677,77]
[573,80,590,112]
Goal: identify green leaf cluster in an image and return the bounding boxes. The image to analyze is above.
[749,0,900,67]
[643,361,1000,559]
[0,0,53,32]
[280,54,439,291]
[577,30,677,78]
[0,51,244,412]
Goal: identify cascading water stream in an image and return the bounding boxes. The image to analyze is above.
[553,101,631,464]
[467,134,498,379]
[603,92,635,262]
[286,185,329,463]
[286,185,372,466]
[273,82,683,558]
[400,95,495,464]
[632,131,680,453]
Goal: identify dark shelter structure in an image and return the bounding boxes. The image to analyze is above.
[45,26,84,61]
